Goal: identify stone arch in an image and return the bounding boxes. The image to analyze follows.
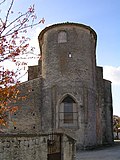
[59,94,77,104]
[56,94,78,128]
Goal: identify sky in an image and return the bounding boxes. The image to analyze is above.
[1,0,120,116]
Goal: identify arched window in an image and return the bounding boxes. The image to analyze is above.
[58,31,67,43]
[59,95,78,127]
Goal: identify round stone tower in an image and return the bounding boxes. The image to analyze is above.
[38,23,97,149]
[39,23,97,87]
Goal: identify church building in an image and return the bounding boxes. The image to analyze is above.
[5,23,113,150]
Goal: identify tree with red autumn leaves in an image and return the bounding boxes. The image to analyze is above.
[0,0,44,127]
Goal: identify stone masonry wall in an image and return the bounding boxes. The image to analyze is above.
[63,134,76,160]
[0,134,47,160]
[2,78,42,134]
[28,60,42,81]
[96,67,113,145]
[39,23,97,89]
[38,23,98,148]
[103,80,113,144]
[0,133,76,160]
[96,66,104,145]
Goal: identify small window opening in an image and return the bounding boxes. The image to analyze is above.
[68,52,72,58]
[32,113,35,116]
[58,31,67,43]
[33,125,35,129]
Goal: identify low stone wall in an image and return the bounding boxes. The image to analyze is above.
[63,135,76,160]
[0,134,47,160]
[0,133,76,160]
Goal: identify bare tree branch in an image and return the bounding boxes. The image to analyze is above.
[4,0,14,29]
[0,0,43,126]
[0,0,6,5]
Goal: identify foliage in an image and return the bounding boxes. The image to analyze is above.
[0,0,44,127]
[113,115,120,139]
